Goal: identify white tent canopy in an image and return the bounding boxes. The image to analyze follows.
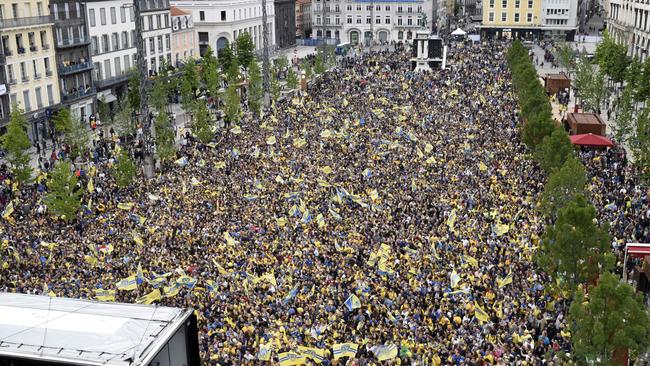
[451,28,467,36]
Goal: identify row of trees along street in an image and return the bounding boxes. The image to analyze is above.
[0,32,338,223]
[508,40,650,366]
[554,32,650,182]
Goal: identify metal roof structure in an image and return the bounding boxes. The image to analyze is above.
[0,292,193,365]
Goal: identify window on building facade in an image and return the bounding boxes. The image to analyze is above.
[356,16,361,23]
[110,7,116,24]
[112,32,118,51]
[114,56,121,75]
[501,12,506,21]
[199,10,204,20]
[121,31,128,48]
[103,59,111,78]
[375,16,380,23]
[385,16,390,23]
[356,5,360,11]
[489,0,494,8]
[220,10,226,20]
[527,12,532,21]
[124,55,130,70]
[366,16,370,24]
[515,0,520,8]
[501,0,507,8]
[347,15,352,23]
[488,12,494,21]
[527,0,533,7]
[100,8,106,25]
[102,34,109,52]
[514,13,519,21]
[397,16,402,25]
[120,6,126,22]
[23,91,30,111]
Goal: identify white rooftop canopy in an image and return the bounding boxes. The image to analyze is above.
[0,292,191,365]
[451,28,467,36]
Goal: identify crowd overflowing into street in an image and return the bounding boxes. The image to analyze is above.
[0,39,647,365]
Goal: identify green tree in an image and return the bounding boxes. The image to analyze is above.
[127,72,141,114]
[113,149,137,188]
[555,43,575,77]
[574,56,607,113]
[539,156,587,218]
[314,52,325,75]
[301,59,313,79]
[247,57,263,116]
[286,67,298,90]
[202,46,221,100]
[235,32,255,70]
[224,84,240,125]
[569,272,650,366]
[534,127,574,173]
[227,59,240,84]
[275,55,289,79]
[154,112,176,162]
[611,87,635,145]
[53,108,73,135]
[97,96,111,124]
[2,105,33,184]
[636,57,650,102]
[66,115,90,160]
[624,57,644,102]
[43,160,82,222]
[270,66,281,104]
[180,60,200,113]
[522,111,555,150]
[632,107,650,182]
[150,74,169,113]
[595,30,630,84]
[114,97,136,137]
[192,102,214,143]
[538,195,611,291]
[218,44,234,73]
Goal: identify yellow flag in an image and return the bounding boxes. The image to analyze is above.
[94,289,116,301]
[474,301,489,323]
[278,351,306,366]
[136,289,162,305]
[479,162,488,171]
[87,178,94,192]
[298,346,326,364]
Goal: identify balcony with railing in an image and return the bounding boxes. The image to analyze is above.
[95,74,129,88]
[42,44,50,50]
[21,75,29,82]
[29,45,38,52]
[62,86,96,102]
[46,69,53,77]
[34,72,41,79]
[57,37,91,49]
[0,16,53,29]
[58,61,93,75]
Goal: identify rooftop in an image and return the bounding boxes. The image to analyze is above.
[170,6,189,15]
[0,292,192,366]
[566,112,605,125]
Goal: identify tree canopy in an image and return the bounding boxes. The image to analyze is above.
[570,272,650,366]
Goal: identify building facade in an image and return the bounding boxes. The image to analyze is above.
[51,0,95,123]
[0,0,61,141]
[86,0,137,104]
[0,40,9,129]
[275,0,296,48]
[170,6,197,66]
[479,0,577,40]
[139,0,172,75]
[296,0,311,37]
[606,0,650,62]
[311,0,433,45]
[171,0,276,57]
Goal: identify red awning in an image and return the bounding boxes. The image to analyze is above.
[627,243,650,258]
[569,133,615,147]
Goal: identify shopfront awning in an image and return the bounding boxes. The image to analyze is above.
[626,243,650,258]
[99,93,117,103]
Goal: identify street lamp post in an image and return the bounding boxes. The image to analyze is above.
[262,0,271,109]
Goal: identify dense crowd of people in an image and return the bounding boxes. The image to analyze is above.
[0,40,646,365]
